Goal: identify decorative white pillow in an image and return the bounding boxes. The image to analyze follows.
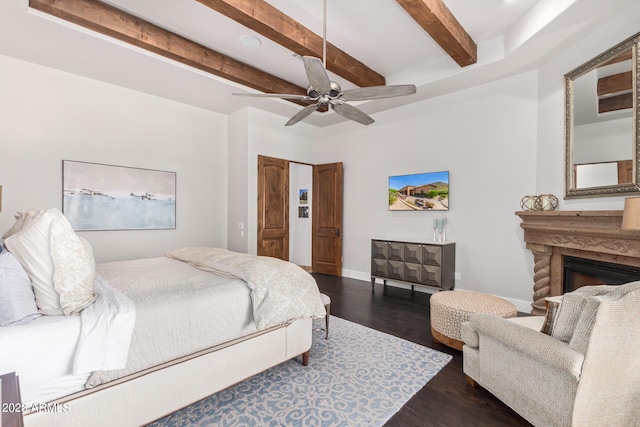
[2,209,43,240]
[0,250,41,326]
[5,208,96,315]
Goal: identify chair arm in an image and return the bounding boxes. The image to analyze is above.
[469,314,584,378]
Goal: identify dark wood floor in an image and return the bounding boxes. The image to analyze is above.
[312,273,533,427]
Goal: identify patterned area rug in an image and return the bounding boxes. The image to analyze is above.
[150,317,452,427]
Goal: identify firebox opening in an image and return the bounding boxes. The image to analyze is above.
[563,256,640,293]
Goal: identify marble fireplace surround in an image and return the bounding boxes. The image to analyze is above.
[516,210,640,315]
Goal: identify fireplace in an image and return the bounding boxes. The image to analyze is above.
[516,210,640,315]
[563,256,640,293]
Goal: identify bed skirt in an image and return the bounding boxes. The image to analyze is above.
[23,317,312,427]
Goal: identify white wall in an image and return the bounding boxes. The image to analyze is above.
[289,163,313,266]
[311,71,539,310]
[574,118,632,164]
[0,54,229,262]
[227,109,249,253]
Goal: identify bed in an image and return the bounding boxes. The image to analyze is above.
[0,209,325,427]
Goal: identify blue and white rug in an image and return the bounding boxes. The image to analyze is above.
[150,317,452,427]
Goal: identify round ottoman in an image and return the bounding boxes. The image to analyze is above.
[430,291,517,350]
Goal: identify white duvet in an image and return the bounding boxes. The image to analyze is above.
[85,256,258,387]
[0,275,135,404]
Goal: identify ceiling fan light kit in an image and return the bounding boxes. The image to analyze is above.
[232,0,417,126]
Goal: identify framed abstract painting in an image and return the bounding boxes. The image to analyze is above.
[62,160,176,231]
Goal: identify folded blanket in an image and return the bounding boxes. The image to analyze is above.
[166,247,326,329]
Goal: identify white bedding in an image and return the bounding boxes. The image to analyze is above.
[3,249,324,405]
[73,274,136,375]
[0,314,88,404]
[0,275,135,404]
[167,247,326,329]
[85,256,258,387]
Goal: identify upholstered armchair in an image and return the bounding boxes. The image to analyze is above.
[462,281,640,427]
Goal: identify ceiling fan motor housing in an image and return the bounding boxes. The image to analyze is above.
[306,81,342,99]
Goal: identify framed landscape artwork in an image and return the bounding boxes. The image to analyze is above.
[388,171,449,211]
[299,189,308,204]
[63,160,176,231]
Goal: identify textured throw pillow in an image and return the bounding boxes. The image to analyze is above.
[0,250,41,326]
[551,285,611,343]
[569,281,640,354]
[540,296,562,335]
[5,208,96,315]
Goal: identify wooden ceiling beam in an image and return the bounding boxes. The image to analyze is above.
[196,0,386,87]
[395,0,477,67]
[29,0,309,103]
[601,50,633,67]
[597,71,633,97]
[598,93,633,114]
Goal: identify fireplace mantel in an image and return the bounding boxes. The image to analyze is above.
[516,210,640,314]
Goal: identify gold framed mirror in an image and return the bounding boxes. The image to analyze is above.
[565,32,640,198]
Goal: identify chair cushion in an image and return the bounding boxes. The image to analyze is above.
[551,286,610,343]
[552,282,640,346]
[569,281,640,354]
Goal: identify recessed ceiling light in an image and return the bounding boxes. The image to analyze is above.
[240,35,261,48]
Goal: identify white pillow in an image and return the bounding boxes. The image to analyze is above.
[0,250,41,326]
[5,208,96,315]
[2,209,43,240]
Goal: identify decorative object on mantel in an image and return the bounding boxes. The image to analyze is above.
[519,194,558,211]
[433,217,447,242]
[520,195,537,211]
[622,197,640,230]
[535,194,559,211]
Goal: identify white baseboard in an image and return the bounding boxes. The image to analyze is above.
[340,269,534,313]
[340,269,371,283]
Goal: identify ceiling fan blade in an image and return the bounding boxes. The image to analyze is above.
[303,56,331,95]
[285,103,320,126]
[232,92,312,101]
[331,102,374,125]
[341,84,416,101]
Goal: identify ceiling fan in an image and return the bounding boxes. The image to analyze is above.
[233,0,416,126]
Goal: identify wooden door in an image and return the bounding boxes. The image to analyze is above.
[312,162,343,275]
[257,155,289,260]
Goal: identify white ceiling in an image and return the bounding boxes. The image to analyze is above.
[0,0,636,127]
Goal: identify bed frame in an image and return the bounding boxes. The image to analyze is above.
[23,318,312,427]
